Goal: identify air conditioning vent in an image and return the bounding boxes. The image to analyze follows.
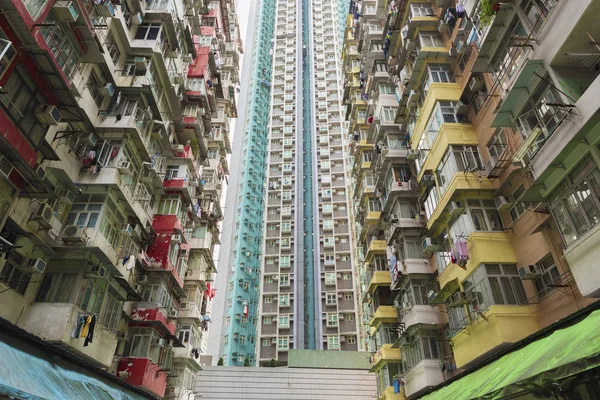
[34,105,62,125]
[137,274,149,285]
[422,237,440,253]
[171,234,182,243]
[117,160,132,175]
[407,149,420,160]
[53,1,79,21]
[56,189,75,204]
[120,224,134,236]
[100,83,115,97]
[62,225,87,243]
[23,258,47,274]
[495,196,513,211]
[35,204,55,227]
[448,201,464,217]
[86,264,108,279]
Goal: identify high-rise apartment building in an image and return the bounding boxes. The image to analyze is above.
[0,0,239,398]
[344,0,600,399]
[210,0,275,367]
[256,0,360,366]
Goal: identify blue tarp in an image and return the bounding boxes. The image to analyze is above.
[0,332,151,400]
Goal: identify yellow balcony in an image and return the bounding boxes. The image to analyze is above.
[366,211,382,224]
[361,161,372,170]
[418,124,478,181]
[369,306,397,327]
[452,304,539,368]
[410,83,462,148]
[439,231,517,289]
[366,239,387,260]
[358,185,376,204]
[381,385,406,400]
[367,270,391,294]
[426,174,496,230]
[371,343,402,372]
[356,140,374,151]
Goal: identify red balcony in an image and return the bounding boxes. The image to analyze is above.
[116,358,167,397]
[130,306,177,336]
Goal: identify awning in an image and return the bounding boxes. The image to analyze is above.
[0,320,155,400]
[491,60,546,127]
[420,309,600,399]
[428,278,459,305]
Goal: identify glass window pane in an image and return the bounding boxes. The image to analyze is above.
[500,277,516,304]
[489,277,504,304]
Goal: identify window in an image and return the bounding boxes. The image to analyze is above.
[279,315,289,328]
[135,23,162,40]
[327,313,338,327]
[226,317,230,327]
[548,155,600,246]
[343,273,351,280]
[280,274,290,286]
[487,128,507,158]
[265,276,273,284]
[435,146,484,195]
[449,199,503,239]
[279,294,289,306]
[419,32,443,48]
[325,273,336,285]
[401,330,440,372]
[224,336,229,345]
[509,185,528,223]
[0,252,33,295]
[463,264,527,311]
[0,64,48,146]
[533,254,561,298]
[347,336,356,344]
[264,295,272,303]
[410,2,433,17]
[0,31,16,79]
[326,293,337,305]
[379,107,396,123]
[328,335,339,349]
[344,293,353,300]
[262,338,271,346]
[278,337,289,350]
[347,313,355,321]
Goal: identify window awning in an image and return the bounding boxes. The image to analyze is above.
[428,278,459,305]
[491,60,546,127]
[420,309,600,399]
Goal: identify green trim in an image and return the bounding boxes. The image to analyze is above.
[420,309,600,399]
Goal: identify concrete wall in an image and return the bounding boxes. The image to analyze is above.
[195,365,377,399]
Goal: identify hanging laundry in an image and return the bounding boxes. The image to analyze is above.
[84,315,97,347]
[80,315,92,338]
[454,239,469,269]
[71,315,86,338]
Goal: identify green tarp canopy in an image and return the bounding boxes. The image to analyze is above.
[420,309,600,399]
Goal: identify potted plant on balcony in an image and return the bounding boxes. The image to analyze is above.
[478,0,496,27]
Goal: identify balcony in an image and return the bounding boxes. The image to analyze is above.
[381,385,405,400]
[564,225,600,297]
[178,301,202,320]
[365,211,382,224]
[365,239,387,261]
[451,305,539,368]
[369,306,397,327]
[367,271,391,294]
[370,343,401,372]
[130,303,177,336]
[19,303,118,368]
[403,359,445,398]
[398,305,445,332]
[438,231,517,290]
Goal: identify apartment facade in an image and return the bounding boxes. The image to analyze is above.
[211,0,275,367]
[257,0,360,366]
[344,0,600,399]
[0,0,239,398]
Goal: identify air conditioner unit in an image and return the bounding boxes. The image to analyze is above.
[23,258,47,274]
[405,39,416,51]
[173,74,185,85]
[156,338,166,347]
[340,335,346,342]
[86,264,108,279]
[456,40,466,54]
[120,224,134,236]
[180,248,189,257]
[449,292,473,307]
[422,237,440,253]
[80,132,98,147]
[448,201,464,217]
[34,105,62,125]
[137,274,149,285]
[172,144,185,151]
[338,314,344,320]
[117,160,132,175]
[62,225,87,243]
[35,204,55,227]
[271,338,277,344]
[98,83,114,98]
[96,1,115,17]
[134,57,148,72]
[407,149,420,160]
[53,1,79,21]
[35,165,46,180]
[169,309,178,319]
[171,234,182,243]
[495,196,513,211]
[469,76,484,92]
[518,264,541,280]
[131,12,143,25]
[183,54,193,63]
[337,293,343,299]
[135,284,143,294]
[56,189,75,204]
[427,290,439,305]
